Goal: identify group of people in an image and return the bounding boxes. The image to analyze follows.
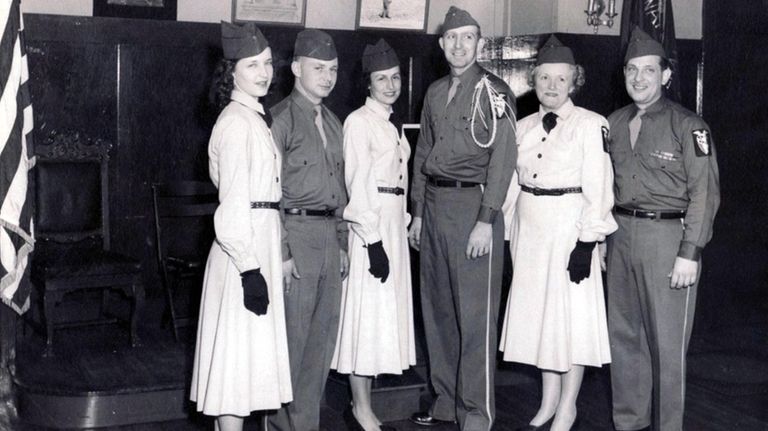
[188,5,720,431]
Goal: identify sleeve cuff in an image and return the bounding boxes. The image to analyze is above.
[677,241,702,260]
[476,206,498,224]
[412,202,424,218]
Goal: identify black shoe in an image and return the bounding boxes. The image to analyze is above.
[515,415,554,431]
[409,411,452,427]
[343,408,365,431]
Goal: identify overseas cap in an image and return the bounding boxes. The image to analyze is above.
[221,21,269,60]
[625,26,667,62]
[537,35,575,65]
[294,29,338,61]
[362,39,399,74]
[442,6,480,33]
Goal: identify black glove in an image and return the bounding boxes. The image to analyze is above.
[241,269,269,315]
[567,240,596,284]
[366,241,390,283]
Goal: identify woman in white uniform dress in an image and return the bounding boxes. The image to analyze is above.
[190,22,291,431]
[499,36,617,431]
[331,39,415,431]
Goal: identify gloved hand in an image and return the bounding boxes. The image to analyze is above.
[567,240,596,284]
[366,241,390,283]
[241,269,269,315]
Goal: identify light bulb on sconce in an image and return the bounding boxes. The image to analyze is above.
[585,0,618,33]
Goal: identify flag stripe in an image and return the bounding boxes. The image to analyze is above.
[0,0,17,91]
[1,0,34,314]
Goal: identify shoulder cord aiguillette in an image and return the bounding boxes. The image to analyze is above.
[470,74,517,149]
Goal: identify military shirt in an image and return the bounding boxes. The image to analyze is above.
[271,89,348,258]
[411,63,517,223]
[608,97,720,260]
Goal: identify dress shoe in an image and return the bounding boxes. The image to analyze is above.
[515,415,554,431]
[409,411,453,427]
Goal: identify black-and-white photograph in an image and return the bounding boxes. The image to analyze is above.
[1,0,765,430]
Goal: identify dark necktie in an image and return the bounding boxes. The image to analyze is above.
[543,112,558,134]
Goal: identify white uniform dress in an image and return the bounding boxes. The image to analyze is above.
[499,99,617,372]
[190,89,292,415]
[331,97,416,376]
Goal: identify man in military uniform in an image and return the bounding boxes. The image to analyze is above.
[407,6,517,431]
[606,27,720,431]
[267,29,348,431]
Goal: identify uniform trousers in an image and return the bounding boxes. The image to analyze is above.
[420,184,503,431]
[267,216,342,431]
[607,215,698,431]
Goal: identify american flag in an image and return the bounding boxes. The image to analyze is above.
[0,0,34,314]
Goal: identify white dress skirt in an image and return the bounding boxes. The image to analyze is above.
[499,192,612,372]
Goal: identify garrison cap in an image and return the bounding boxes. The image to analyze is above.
[442,6,480,33]
[625,26,667,62]
[537,35,575,65]
[362,39,399,74]
[294,29,337,61]
[221,21,269,60]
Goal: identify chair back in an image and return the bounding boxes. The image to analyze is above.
[151,181,218,275]
[34,131,111,250]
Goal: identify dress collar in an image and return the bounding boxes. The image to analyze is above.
[452,63,483,87]
[631,96,668,117]
[290,87,321,113]
[364,97,393,120]
[538,98,575,122]
[230,89,265,115]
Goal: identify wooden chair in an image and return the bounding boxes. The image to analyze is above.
[31,131,144,356]
[151,181,217,341]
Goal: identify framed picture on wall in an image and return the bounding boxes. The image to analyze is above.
[93,0,177,20]
[356,0,429,32]
[232,0,307,26]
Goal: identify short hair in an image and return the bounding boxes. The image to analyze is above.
[527,64,586,96]
[209,58,237,112]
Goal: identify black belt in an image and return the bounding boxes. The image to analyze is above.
[284,208,336,217]
[615,206,686,220]
[378,186,405,196]
[521,185,582,196]
[427,176,480,188]
[251,201,280,210]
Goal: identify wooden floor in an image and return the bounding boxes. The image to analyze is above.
[13,292,768,431]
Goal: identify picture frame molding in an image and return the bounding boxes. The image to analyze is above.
[355,0,430,33]
[93,0,177,21]
[231,0,308,27]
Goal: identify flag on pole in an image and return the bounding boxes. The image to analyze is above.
[620,0,681,102]
[0,0,35,314]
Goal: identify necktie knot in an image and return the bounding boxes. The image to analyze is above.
[543,112,558,134]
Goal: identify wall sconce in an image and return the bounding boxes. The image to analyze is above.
[585,0,618,33]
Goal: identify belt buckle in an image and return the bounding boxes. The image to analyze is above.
[395,188,403,196]
[532,188,543,196]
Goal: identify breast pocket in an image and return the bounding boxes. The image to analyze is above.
[640,152,685,187]
[453,115,489,156]
[285,134,320,168]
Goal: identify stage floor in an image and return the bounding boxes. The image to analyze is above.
[13,293,768,430]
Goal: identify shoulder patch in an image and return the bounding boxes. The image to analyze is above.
[601,126,611,153]
[692,129,711,157]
